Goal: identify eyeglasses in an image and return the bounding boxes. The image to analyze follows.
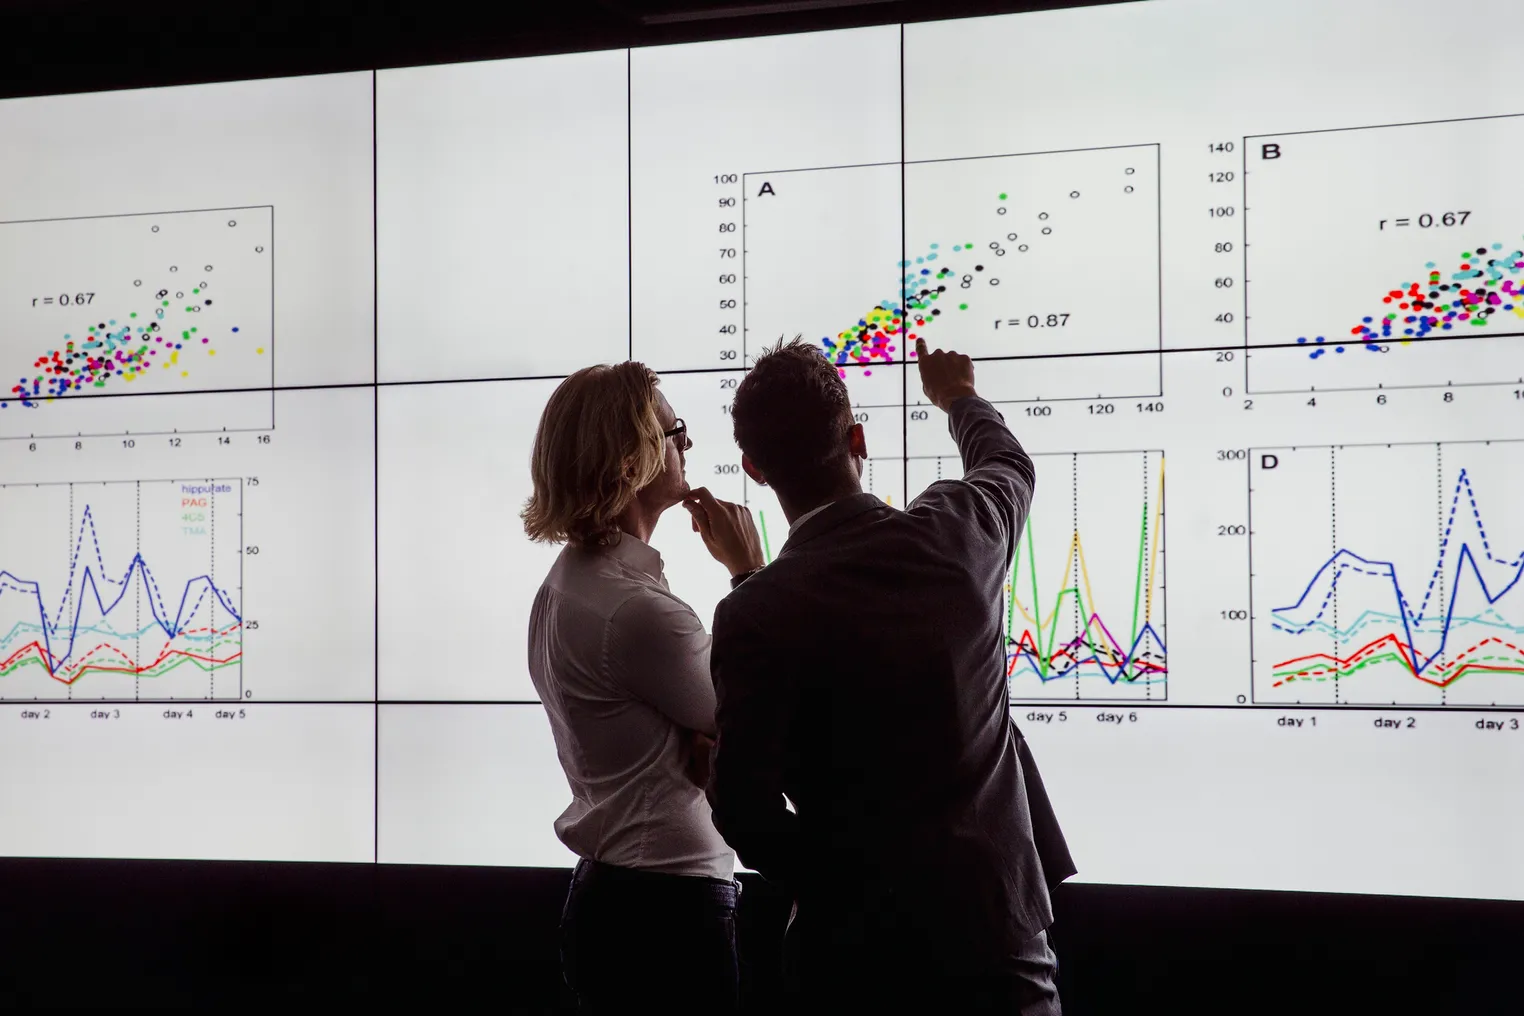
[662,418,687,443]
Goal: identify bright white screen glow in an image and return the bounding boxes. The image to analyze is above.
[0,0,1521,900]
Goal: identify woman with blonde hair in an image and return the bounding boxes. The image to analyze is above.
[523,361,763,1013]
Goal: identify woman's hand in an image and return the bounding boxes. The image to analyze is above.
[682,486,765,577]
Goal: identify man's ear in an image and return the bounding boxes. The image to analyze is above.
[848,422,868,460]
[741,454,767,486]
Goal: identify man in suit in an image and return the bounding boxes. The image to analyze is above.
[693,336,1075,1012]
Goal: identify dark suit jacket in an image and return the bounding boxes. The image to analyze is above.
[707,396,1075,972]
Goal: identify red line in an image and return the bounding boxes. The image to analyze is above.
[1273,633,1524,688]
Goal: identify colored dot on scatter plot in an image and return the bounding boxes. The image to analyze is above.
[232,327,240,333]
[998,193,1008,201]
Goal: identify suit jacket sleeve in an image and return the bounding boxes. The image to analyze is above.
[913,395,1036,560]
[706,595,799,888]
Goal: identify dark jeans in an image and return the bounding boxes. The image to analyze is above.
[560,858,739,1014]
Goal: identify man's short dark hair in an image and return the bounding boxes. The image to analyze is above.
[731,337,853,498]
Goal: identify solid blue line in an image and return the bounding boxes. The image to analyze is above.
[1007,622,1168,686]
[0,504,240,672]
[1271,470,1524,678]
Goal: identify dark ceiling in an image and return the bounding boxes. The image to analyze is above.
[0,0,1130,99]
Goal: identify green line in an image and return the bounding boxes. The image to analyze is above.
[1045,586,1086,664]
[1025,521,1046,677]
[1128,496,1149,651]
[1271,651,1524,683]
[1,649,241,681]
[758,510,772,564]
[1008,488,1161,683]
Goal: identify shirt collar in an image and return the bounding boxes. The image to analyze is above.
[788,500,835,537]
[605,532,665,581]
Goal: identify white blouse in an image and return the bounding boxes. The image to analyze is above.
[527,535,735,880]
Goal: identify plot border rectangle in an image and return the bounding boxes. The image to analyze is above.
[742,143,1163,393]
[0,205,277,438]
[0,476,245,703]
[1241,113,1524,395]
[1247,437,1524,707]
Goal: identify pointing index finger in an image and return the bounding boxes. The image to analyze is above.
[915,336,928,359]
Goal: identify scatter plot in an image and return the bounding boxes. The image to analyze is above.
[742,145,1161,402]
[0,207,274,438]
[1245,115,1524,393]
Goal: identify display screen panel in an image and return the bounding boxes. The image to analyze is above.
[1,0,1521,901]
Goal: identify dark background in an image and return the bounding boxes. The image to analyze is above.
[0,858,1518,1011]
[0,0,1519,1011]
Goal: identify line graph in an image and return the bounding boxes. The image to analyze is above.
[1251,442,1524,706]
[908,449,1166,701]
[0,479,242,700]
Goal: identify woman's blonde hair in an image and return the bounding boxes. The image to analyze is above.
[522,362,665,547]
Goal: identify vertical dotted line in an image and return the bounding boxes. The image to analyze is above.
[1142,452,1151,701]
[210,479,216,701]
[67,484,73,702]
[1438,443,1447,707]
[1330,446,1339,705]
[1072,453,1081,702]
[135,481,141,702]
